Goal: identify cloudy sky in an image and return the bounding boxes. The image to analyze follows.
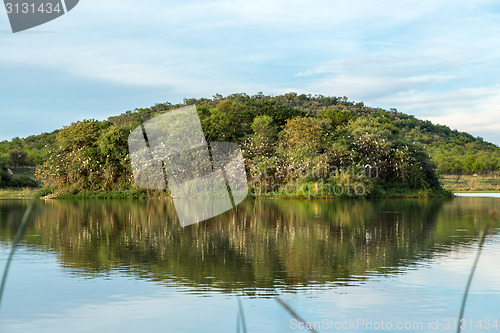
[1,0,500,144]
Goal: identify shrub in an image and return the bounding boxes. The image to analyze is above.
[11,176,38,188]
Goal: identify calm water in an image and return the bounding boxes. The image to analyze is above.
[0,197,499,332]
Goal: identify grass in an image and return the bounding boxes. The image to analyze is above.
[0,187,39,199]
[276,298,318,333]
[36,185,452,200]
[49,189,170,199]
[457,223,491,333]
[249,183,452,199]
[375,187,453,198]
[440,174,500,192]
[236,298,248,333]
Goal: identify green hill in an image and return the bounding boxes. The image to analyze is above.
[1,93,498,196]
[108,93,500,176]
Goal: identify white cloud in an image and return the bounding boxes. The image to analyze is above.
[425,87,500,137]
[2,0,500,143]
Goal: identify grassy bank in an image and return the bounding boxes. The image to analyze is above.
[0,184,453,200]
[439,174,500,192]
[372,187,453,198]
[248,182,452,199]
[52,189,169,199]
[0,188,39,199]
[1,181,454,200]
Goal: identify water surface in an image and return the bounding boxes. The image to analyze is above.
[0,197,499,332]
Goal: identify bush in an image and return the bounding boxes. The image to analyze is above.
[36,186,55,197]
[0,163,13,188]
[11,176,38,188]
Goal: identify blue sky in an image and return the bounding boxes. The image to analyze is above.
[1,0,500,144]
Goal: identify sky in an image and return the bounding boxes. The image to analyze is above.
[1,0,500,145]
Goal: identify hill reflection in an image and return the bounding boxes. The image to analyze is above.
[1,197,498,295]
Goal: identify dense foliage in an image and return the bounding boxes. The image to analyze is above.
[35,120,134,192]
[0,131,57,167]
[2,93,494,194]
[0,161,38,188]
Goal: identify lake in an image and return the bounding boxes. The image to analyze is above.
[0,197,499,332]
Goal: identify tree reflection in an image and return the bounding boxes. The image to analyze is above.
[0,197,498,295]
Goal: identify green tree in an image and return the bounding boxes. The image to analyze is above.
[248,115,278,157]
[36,120,133,192]
[277,116,331,180]
[317,108,355,128]
[0,162,12,188]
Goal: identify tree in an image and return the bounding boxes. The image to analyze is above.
[0,162,11,188]
[97,124,134,190]
[8,150,28,166]
[248,115,278,157]
[36,120,133,192]
[277,116,331,180]
[317,109,355,128]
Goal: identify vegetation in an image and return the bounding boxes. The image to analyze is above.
[0,188,39,199]
[439,174,500,192]
[0,163,38,189]
[2,93,497,197]
[0,131,57,167]
[380,113,500,175]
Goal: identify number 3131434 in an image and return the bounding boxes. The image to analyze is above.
[5,2,62,14]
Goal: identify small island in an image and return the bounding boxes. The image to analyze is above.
[2,93,500,199]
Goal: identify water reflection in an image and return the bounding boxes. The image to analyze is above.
[0,198,498,296]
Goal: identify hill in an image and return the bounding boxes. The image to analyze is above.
[1,93,497,196]
[108,93,500,176]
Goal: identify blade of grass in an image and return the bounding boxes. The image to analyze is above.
[0,197,36,309]
[236,310,241,333]
[276,297,319,333]
[237,298,247,333]
[456,225,489,333]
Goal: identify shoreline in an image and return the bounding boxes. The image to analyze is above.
[0,187,453,200]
